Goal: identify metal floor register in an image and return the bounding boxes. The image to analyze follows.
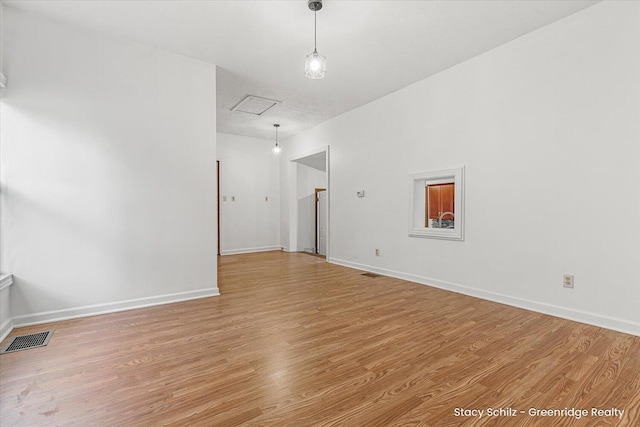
[0,331,54,354]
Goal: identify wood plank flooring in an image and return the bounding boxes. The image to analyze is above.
[1,251,639,426]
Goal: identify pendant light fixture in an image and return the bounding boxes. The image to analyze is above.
[305,0,326,79]
[272,124,282,154]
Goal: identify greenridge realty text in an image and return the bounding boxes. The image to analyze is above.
[453,407,624,420]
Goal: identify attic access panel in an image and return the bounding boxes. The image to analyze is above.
[231,95,281,116]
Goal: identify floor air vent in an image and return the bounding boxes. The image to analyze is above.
[362,272,382,278]
[1,331,54,354]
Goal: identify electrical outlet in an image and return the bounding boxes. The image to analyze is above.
[375,248,380,256]
[563,274,574,288]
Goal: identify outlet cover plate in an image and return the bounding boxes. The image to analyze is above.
[563,274,574,288]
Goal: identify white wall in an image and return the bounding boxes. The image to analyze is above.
[0,4,8,338]
[296,164,326,252]
[283,1,640,335]
[217,133,280,255]
[0,10,218,326]
[0,3,6,87]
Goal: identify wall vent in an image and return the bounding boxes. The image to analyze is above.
[231,95,281,116]
[1,331,54,354]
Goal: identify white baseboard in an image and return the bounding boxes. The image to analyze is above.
[0,274,14,342]
[329,257,640,337]
[221,246,281,256]
[0,317,14,343]
[10,288,220,329]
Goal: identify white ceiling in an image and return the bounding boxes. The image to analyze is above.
[6,0,601,141]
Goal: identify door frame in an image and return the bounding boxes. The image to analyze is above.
[217,160,221,256]
[314,188,326,254]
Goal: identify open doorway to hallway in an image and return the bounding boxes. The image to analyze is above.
[295,162,326,256]
[291,148,329,260]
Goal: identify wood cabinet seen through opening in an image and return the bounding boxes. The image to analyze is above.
[426,183,454,227]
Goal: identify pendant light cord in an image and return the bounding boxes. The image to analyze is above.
[314,11,317,51]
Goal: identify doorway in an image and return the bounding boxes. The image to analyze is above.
[290,146,330,260]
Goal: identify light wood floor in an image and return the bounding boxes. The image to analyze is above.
[1,251,639,426]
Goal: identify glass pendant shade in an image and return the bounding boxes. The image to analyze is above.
[305,49,326,79]
[272,124,281,154]
[305,4,326,80]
